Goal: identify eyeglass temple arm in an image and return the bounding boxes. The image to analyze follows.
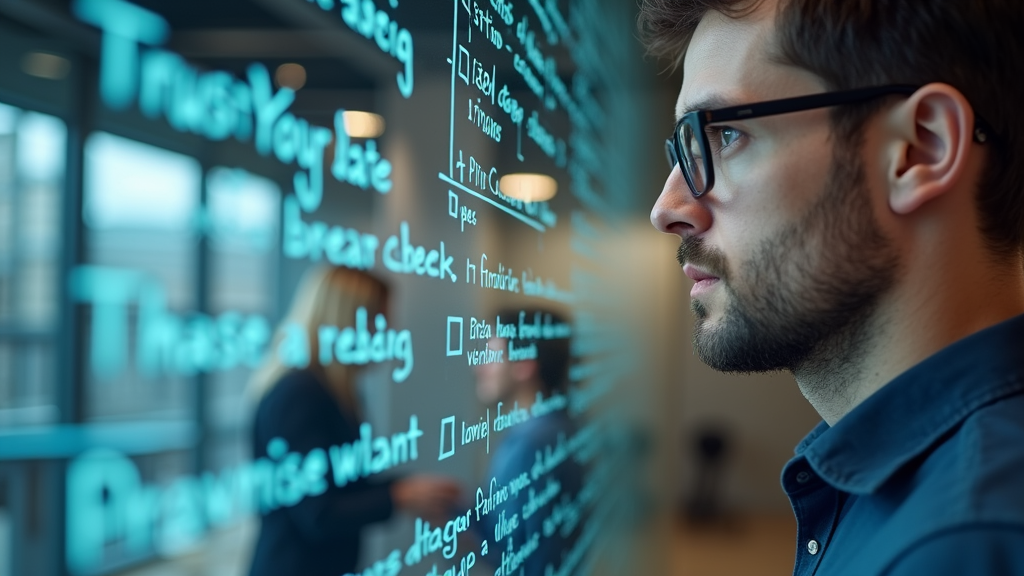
[703,84,991,143]
[703,85,919,123]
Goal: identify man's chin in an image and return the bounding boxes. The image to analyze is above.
[691,296,721,322]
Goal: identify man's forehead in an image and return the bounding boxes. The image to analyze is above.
[675,6,780,119]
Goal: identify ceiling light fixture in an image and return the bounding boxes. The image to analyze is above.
[343,111,386,138]
[21,52,70,80]
[274,63,306,91]
[499,173,558,203]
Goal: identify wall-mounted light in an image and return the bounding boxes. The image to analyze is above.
[343,111,386,138]
[275,63,306,90]
[21,51,70,80]
[499,173,558,202]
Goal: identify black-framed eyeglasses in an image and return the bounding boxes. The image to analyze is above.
[666,84,993,198]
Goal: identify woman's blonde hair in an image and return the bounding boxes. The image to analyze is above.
[248,266,390,415]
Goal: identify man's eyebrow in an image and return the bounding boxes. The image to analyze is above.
[676,94,736,121]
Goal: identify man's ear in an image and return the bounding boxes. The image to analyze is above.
[885,83,976,215]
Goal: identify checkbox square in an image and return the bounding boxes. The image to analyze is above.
[446,316,463,356]
[448,190,459,218]
[458,45,470,84]
[439,416,456,461]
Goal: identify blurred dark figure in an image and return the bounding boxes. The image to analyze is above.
[683,424,730,524]
[247,266,460,576]
[473,308,582,575]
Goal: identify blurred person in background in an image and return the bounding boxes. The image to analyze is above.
[644,0,1024,573]
[473,308,582,575]
[247,266,460,576]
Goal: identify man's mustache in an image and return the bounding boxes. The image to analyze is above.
[677,237,728,280]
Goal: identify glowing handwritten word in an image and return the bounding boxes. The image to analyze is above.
[526,111,557,159]
[471,1,503,49]
[463,154,504,201]
[326,415,423,484]
[331,109,393,194]
[311,307,415,383]
[512,53,544,101]
[461,416,488,445]
[508,340,537,361]
[69,266,270,380]
[457,45,496,103]
[526,0,558,44]
[469,316,492,339]
[495,316,516,338]
[530,390,567,417]
[479,253,520,293]
[73,0,395,215]
[518,310,573,340]
[382,221,457,282]
[282,196,381,267]
[494,401,530,434]
[453,151,552,218]
[516,17,555,106]
[521,477,561,520]
[66,418,421,574]
[497,84,525,125]
[474,477,508,521]
[494,533,541,576]
[303,0,414,97]
[494,508,519,542]
[466,341,505,366]
[403,510,473,565]
[468,98,502,142]
[421,551,477,576]
[490,0,514,26]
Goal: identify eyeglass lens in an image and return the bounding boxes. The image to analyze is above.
[680,122,707,195]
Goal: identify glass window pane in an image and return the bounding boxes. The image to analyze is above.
[0,103,65,329]
[205,166,280,470]
[82,132,200,421]
[0,342,58,426]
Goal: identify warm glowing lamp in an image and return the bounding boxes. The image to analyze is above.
[499,173,558,202]
[21,51,70,80]
[343,111,386,138]
[275,63,307,90]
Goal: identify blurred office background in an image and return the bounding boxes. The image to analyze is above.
[0,0,821,575]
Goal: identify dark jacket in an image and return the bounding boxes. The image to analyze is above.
[248,369,394,576]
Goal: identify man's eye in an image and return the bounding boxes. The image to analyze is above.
[708,126,743,152]
[720,127,741,148]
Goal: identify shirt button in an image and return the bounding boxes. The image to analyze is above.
[796,471,811,484]
[807,540,820,555]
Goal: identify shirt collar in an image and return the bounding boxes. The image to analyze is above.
[796,314,1024,495]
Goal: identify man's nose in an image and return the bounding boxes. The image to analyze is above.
[650,166,712,238]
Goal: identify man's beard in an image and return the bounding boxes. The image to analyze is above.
[679,144,901,375]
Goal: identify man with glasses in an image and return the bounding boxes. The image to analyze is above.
[641,0,1024,574]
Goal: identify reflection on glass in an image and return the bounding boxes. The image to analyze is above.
[83,131,199,420]
[248,267,460,576]
[0,101,65,425]
[84,131,200,231]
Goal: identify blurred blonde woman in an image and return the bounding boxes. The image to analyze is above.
[247,266,459,576]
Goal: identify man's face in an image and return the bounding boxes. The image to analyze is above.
[474,337,512,404]
[651,6,901,373]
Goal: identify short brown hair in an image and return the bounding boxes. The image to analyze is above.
[639,0,1024,258]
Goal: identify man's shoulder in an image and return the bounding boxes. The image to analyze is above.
[924,391,1024,522]
[823,392,1024,575]
[887,392,1024,556]
[883,392,1024,531]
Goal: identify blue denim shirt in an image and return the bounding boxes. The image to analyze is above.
[782,314,1024,576]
